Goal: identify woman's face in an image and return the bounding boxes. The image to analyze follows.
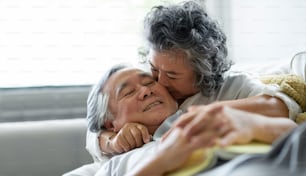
[149,49,199,102]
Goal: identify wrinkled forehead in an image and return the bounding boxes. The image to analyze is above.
[103,68,151,93]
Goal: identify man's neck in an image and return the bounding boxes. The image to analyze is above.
[177,98,186,106]
[152,110,183,140]
[147,125,161,135]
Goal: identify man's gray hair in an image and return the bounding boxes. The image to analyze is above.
[87,64,129,132]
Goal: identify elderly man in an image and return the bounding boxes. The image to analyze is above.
[63,63,297,176]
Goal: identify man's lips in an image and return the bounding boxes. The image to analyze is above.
[143,101,162,112]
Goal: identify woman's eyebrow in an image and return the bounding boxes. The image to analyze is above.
[149,61,156,68]
[148,61,181,75]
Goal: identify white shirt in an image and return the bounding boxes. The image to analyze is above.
[180,71,301,120]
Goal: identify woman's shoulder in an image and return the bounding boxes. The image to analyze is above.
[224,70,259,82]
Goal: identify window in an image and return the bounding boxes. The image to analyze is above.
[0,0,184,88]
[1,0,305,122]
[0,0,185,122]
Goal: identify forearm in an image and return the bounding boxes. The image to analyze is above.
[218,95,289,118]
[129,128,198,176]
[253,114,297,143]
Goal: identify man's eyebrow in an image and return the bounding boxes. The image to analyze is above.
[116,81,129,98]
[115,72,152,98]
[138,72,153,78]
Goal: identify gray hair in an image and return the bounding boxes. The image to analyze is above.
[87,64,129,132]
[143,0,233,96]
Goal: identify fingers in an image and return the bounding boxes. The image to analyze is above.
[136,125,151,144]
[190,130,220,148]
[112,132,132,153]
[111,123,151,153]
[161,109,197,141]
[218,132,238,147]
[174,104,237,148]
[130,124,151,147]
[183,105,222,138]
[172,115,193,129]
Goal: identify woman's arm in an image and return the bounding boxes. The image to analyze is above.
[172,105,297,147]
[128,128,200,176]
[216,95,289,118]
[129,106,297,176]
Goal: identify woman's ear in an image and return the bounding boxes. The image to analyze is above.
[104,120,114,131]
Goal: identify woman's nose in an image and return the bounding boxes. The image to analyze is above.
[158,73,169,87]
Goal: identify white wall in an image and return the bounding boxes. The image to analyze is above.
[0,0,166,87]
[1,0,305,87]
[206,0,306,68]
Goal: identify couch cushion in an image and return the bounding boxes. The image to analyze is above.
[0,118,92,176]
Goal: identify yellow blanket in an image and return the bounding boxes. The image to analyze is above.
[167,142,271,176]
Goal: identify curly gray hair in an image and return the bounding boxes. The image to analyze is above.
[143,0,233,96]
[87,64,129,132]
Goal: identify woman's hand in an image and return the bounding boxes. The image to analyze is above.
[167,104,296,147]
[164,104,257,147]
[100,123,151,154]
[129,128,201,176]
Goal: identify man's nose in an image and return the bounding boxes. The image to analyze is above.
[138,85,153,100]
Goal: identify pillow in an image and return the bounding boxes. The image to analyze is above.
[291,51,306,81]
[260,74,306,123]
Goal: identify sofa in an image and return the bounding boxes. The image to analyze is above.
[0,118,93,176]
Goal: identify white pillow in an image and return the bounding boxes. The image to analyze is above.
[291,51,306,81]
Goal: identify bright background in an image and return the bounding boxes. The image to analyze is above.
[1,0,306,88]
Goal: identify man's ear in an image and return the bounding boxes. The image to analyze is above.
[104,120,114,131]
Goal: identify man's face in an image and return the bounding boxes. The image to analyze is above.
[149,49,199,102]
[103,68,177,133]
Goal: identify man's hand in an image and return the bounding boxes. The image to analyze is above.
[108,123,151,154]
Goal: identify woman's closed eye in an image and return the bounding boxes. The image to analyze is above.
[166,73,177,80]
[151,68,158,73]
